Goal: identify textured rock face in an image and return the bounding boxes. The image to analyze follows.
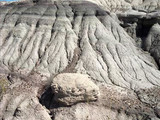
[37,0,160,12]
[135,0,160,12]
[51,73,99,105]
[0,72,51,120]
[38,0,132,11]
[0,0,160,120]
[0,2,160,90]
[145,23,160,67]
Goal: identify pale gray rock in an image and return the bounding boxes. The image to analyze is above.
[135,0,160,12]
[0,72,51,120]
[0,2,159,91]
[12,96,51,120]
[54,103,137,120]
[38,0,132,12]
[51,73,100,105]
[0,0,160,120]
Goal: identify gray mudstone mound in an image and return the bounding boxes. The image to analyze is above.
[51,73,100,105]
[1,0,160,120]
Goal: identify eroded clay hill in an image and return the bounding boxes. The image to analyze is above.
[0,1,160,120]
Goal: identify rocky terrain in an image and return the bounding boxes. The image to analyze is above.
[0,0,160,120]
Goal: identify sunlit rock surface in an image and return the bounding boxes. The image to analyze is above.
[0,0,160,120]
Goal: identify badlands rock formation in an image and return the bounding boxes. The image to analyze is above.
[51,73,100,106]
[145,23,160,67]
[0,0,160,120]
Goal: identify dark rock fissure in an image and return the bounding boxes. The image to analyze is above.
[39,86,72,108]
[119,16,160,68]
[119,17,155,43]
[1,1,160,120]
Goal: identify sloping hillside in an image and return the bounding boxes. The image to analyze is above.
[0,1,160,120]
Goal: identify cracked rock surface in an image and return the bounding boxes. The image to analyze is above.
[0,0,160,120]
[51,73,100,106]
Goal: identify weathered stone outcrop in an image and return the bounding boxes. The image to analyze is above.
[53,84,156,120]
[145,23,160,67]
[0,71,51,120]
[0,0,160,120]
[117,7,160,67]
[51,73,99,105]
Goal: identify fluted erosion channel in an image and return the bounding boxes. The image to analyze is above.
[0,1,160,120]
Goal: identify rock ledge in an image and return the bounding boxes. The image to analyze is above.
[51,73,100,106]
